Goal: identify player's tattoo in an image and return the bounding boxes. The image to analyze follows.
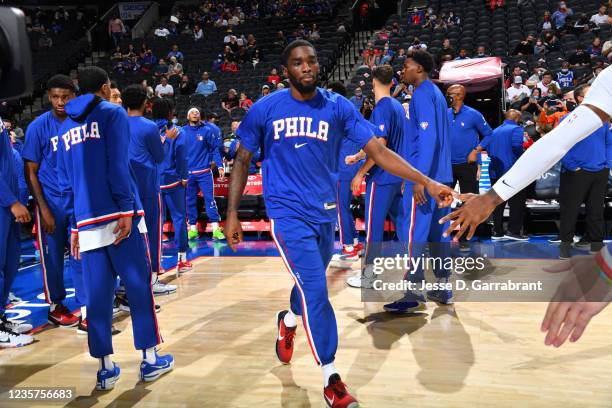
[227,145,253,213]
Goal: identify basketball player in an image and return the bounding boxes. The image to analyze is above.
[183,108,225,241]
[384,50,455,313]
[109,81,122,105]
[440,65,612,347]
[22,75,85,331]
[0,117,34,347]
[155,99,192,273]
[347,65,407,289]
[125,85,177,295]
[226,40,454,408]
[56,67,173,390]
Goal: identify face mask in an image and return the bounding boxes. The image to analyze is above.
[561,68,568,73]
[446,95,454,107]
[565,101,577,111]
[172,118,178,125]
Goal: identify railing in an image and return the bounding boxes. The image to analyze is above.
[327,29,371,83]
[131,2,158,39]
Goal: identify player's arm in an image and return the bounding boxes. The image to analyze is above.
[175,137,189,185]
[0,162,29,223]
[146,125,166,164]
[351,137,386,193]
[55,139,78,257]
[21,128,53,230]
[226,145,252,249]
[511,127,524,158]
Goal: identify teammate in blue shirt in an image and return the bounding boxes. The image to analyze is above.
[56,67,173,390]
[153,98,192,274]
[225,41,454,408]
[0,117,34,347]
[478,110,527,240]
[386,50,455,313]
[125,86,177,295]
[346,65,408,289]
[21,75,85,330]
[182,108,225,241]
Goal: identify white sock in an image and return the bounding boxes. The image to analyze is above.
[283,310,297,328]
[178,252,187,262]
[322,363,338,386]
[99,355,113,370]
[353,238,359,246]
[143,347,157,364]
[211,222,219,229]
[50,303,57,312]
[151,272,158,285]
[81,306,87,319]
[190,225,197,232]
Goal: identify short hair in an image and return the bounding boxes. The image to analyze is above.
[207,112,219,120]
[110,80,119,89]
[372,65,394,85]
[151,97,174,120]
[406,49,434,73]
[46,74,76,93]
[573,83,590,99]
[281,40,316,66]
[327,81,347,97]
[542,70,553,78]
[78,66,109,94]
[121,84,147,110]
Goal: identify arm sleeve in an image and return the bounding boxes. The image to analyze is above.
[511,127,524,158]
[175,137,189,180]
[475,112,493,139]
[235,103,263,154]
[493,104,604,201]
[55,138,76,230]
[0,163,17,207]
[146,123,166,164]
[20,123,43,163]
[105,108,135,212]
[413,93,439,176]
[368,102,390,140]
[212,128,223,164]
[340,97,374,149]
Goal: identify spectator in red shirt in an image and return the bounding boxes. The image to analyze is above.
[221,58,239,72]
[239,92,253,110]
[267,68,281,85]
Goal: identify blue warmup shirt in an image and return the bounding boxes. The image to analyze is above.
[403,80,452,184]
[182,122,223,174]
[155,119,188,189]
[128,116,165,199]
[228,139,261,174]
[0,119,19,207]
[236,88,374,222]
[447,104,493,165]
[337,138,363,181]
[561,122,612,172]
[367,96,405,185]
[207,121,225,165]
[480,119,524,180]
[12,148,28,199]
[56,94,144,231]
[21,111,64,196]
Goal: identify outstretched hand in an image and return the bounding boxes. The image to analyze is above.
[439,192,499,240]
[425,181,455,208]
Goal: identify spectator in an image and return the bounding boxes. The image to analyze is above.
[537,71,562,97]
[38,32,53,49]
[111,46,123,62]
[534,38,546,55]
[568,44,591,66]
[588,37,603,58]
[455,48,470,60]
[520,87,544,115]
[603,38,612,61]
[543,32,561,53]
[260,84,271,99]
[50,20,62,35]
[395,48,407,65]
[195,72,217,96]
[297,23,310,39]
[551,1,573,30]
[446,10,460,26]
[155,76,174,98]
[378,45,393,65]
[475,45,489,58]
[362,42,377,68]
[154,23,170,38]
[512,34,535,55]
[221,58,239,72]
[140,48,157,73]
[408,37,427,52]
[437,38,456,62]
[228,13,240,26]
[124,44,137,59]
[590,4,608,26]
[556,61,575,91]
[409,7,424,25]
[310,24,320,40]
[527,65,545,84]
[239,92,253,110]
[223,28,234,43]
[108,16,124,47]
[276,82,286,91]
[212,54,224,72]
[505,66,527,88]
[221,89,239,113]
[267,68,281,85]
[588,65,604,84]
[349,87,365,109]
[141,79,154,99]
[193,24,203,41]
[168,21,178,36]
[506,76,531,105]
[273,30,287,47]
[167,44,184,62]
[538,98,568,128]
[223,45,235,62]
[154,58,169,77]
[168,56,183,77]
[571,13,592,34]
[434,16,447,31]
[541,11,553,32]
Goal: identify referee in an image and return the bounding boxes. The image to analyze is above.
[446,84,493,248]
[558,84,611,259]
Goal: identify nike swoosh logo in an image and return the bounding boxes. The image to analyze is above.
[501,179,514,189]
[325,395,335,405]
[294,142,308,149]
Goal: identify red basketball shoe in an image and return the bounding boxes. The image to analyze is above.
[323,374,359,408]
[341,246,360,261]
[48,303,79,327]
[353,242,364,256]
[275,310,297,364]
[178,260,193,274]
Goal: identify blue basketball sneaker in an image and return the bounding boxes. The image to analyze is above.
[426,290,454,305]
[96,362,120,391]
[139,353,174,382]
[383,291,426,313]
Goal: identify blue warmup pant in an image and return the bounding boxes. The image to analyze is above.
[162,185,188,253]
[397,185,452,281]
[364,181,405,265]
[271,217,336,366]
[80,219,161,358]
[336,180,357,247]
[187,170,219,225]
[35,195,86,307]
[142,193,162,274]
[0,208,19,316]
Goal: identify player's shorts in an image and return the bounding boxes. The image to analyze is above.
[583,65,612,117]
